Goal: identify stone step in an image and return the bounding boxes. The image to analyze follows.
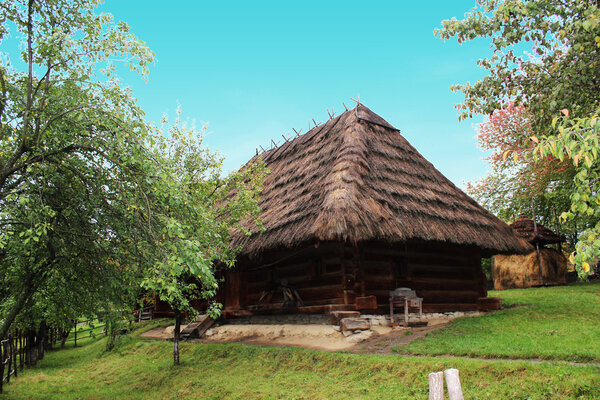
[329,311,360,325]
[340,317,370,332]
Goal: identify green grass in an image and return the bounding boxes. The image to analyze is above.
[2,326,599,400]
[399,281,600,362]
[3,283,600,399]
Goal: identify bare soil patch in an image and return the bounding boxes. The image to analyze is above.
[139,321,450,353]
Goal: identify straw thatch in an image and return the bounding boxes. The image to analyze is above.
[509,214,565,245]
[493,248,568,290]
[233,105,531,258]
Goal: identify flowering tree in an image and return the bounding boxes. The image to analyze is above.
[438,0,600,276]
[466,102,582,245]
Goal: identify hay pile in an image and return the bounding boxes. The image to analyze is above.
[493,248,567,290]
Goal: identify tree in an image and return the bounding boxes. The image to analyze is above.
[0,0,158,340]
[140,112,267,365]
[0,1,267,365]
[437,0,600,276]
[466,102,588,247]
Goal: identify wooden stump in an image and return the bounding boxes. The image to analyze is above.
[428,371,444,400]
[444,368,464,400]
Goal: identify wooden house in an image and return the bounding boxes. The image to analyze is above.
[222,105,531,317]
[493,214,567,290]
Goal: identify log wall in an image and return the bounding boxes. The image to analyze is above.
[222,240,487,316]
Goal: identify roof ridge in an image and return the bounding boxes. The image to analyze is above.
[310,111,377,240]
[233,104,531,257]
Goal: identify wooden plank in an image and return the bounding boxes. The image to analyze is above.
[363,279,395,291]
[417,290,480,303]
[422,303,478,312]
[395,278,479,292]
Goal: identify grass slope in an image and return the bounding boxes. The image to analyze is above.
[3,283,600,399]
[400,282,600,361]
[2,325,599,399]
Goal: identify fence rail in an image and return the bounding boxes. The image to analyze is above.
[0,306,154,393]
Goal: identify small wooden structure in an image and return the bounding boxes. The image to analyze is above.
[221,105,530,316]
[389,287,422,327]
[493,215,567,289]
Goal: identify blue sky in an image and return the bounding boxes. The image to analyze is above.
[100,0,491,188]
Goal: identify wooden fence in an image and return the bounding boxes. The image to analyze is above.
[0,326,63,393]
[0,306,154,393]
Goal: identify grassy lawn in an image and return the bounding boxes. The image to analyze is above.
[3,283,600,399]
[399,281,600,362]
[0,321,598,399]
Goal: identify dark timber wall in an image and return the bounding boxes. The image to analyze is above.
[221,241,487,317]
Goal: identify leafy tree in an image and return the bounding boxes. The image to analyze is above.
[437,0,600,276]
[0,0,267,358]
[466,102,586,247]
[141,113,267,364]
[0,0,157,340]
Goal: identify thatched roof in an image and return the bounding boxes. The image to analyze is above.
[233,104,531,258]
[509,214,565,245]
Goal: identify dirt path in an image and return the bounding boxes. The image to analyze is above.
[139,322,600,368]
[139,321,450,353]
[350,323,449,355]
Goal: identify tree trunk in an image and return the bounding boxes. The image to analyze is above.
[173,311,181,365]
[36,321,47,361]
[0,282,33,340]
[60,329,67,349]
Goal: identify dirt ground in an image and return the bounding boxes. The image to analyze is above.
[139,321,450,354]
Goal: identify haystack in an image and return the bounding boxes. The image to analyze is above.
[220,104,530,315]
[493,248,567,290]
[493,215,567,290]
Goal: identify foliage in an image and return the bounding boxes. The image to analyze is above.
[538,111,600,276]
[437,0,600,275]
[0,0,266,349]
[140,113,267,320]
[0,0,156,339]
[467,102,576,230]
[466,102,586,247]
[2,325,600,399]
[400,282,600,361]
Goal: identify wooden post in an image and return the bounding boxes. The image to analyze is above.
[12,335,16,378]
[532,201,545,286]
[173,311,181,365]
[0,340,5,393]
[6,336,12,383]
[444,368,464,400]
[19,331,23,371]
[404,297,409,328]
[428,371,444,400]
[73,320,77,347]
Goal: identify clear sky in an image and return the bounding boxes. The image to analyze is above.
[99,0,493,188]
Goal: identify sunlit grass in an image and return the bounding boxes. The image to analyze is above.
[2,318,600,399]
[398,281,600,361]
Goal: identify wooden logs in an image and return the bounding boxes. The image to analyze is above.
[428,371,444,400]
[355,295,377,311]
[429,369,464,400]
[477,297,502,311]
[444,368,464,400]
